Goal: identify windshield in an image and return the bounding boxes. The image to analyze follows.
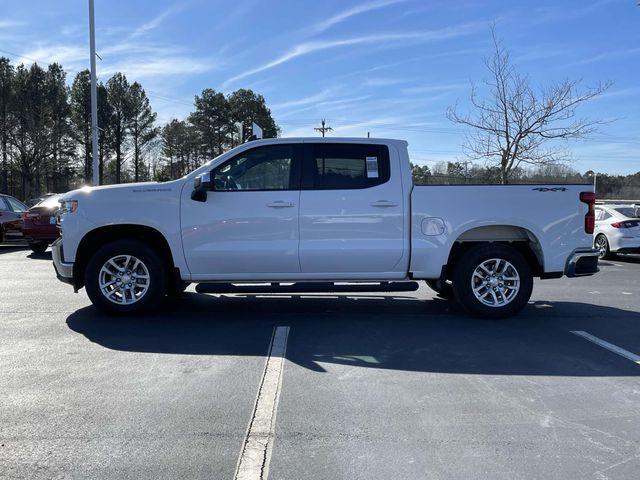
[36,194,62,209]
[614,207,639,218]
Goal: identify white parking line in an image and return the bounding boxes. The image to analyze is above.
[571,331,640,365]
[234,326,290,480]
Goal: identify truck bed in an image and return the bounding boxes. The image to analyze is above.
[409,184,594,279]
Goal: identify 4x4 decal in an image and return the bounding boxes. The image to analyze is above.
[532,187,567,192]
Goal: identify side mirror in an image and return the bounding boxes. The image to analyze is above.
[191,172,212,202]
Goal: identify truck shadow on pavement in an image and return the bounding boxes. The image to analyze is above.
[66,294,640,377]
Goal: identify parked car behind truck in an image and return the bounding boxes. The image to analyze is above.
[0,194,28,243]
[53,137,599,318]
[22,194,62,254]
[594,204,640,258]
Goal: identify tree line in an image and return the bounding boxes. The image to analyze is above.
[412,162,640,200]
[0,57,278,200]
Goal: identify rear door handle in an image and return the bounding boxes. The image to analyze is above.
[370,200,398,207]
[266,201,295,208]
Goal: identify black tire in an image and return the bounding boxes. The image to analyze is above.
[594,234,612,260]
[29,242,48,254]
[85,239,168,315]
[452,244,533,319]
[425,279,453,299]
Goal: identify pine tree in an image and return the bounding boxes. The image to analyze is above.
[44,63,73,193]
[97,82,111,185]
[228,89,279,141]
[189,89,230,159]
[129,82,157,182]
[70,70,92,183]
[0,57,13,194]
[105,73,133,184]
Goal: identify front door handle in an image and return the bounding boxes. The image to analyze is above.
[370,200,398,207]
[266,201,295,208]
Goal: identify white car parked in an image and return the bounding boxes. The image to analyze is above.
[53,137,600,319]
[594,204,640,259]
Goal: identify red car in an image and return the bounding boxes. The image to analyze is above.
[0,194,28,243]
[22,194,62,254]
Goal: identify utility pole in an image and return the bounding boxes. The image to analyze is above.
[314,119,333,137]
[89,0,99,186]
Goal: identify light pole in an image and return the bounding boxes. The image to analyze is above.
[89,0,99,186]
[589,172,597,195]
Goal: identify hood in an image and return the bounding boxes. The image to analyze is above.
[61,181,180,201]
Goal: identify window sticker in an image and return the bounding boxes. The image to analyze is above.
[366,156,379,178]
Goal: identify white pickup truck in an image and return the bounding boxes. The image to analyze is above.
[53,138,599,318]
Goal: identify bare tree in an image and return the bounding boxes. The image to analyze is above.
[447,28,611,184]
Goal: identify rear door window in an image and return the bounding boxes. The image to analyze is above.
[305,143,390,190]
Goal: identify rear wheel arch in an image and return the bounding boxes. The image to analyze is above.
[443,225,544,281]
[73,224,178,290]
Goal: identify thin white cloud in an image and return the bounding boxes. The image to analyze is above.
[129,2,187,39]
[532,0,621,24]
[570,47,640,66]
[594,87,640,101]
[16,45,87,68]
[276,95,373,119]
[15,41,219,81]
[222,22,483,87]
[0,20,26,29]
[313,0,408,34]
[271,88,337,110]
[99,56,218,79]
[364,77,414,87]
[513,47,572,62]
[401,83,466,95]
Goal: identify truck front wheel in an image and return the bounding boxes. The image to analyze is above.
[452,244,533,319]
[85,239,168,315]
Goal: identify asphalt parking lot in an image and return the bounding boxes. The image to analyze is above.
[1,245,639,480]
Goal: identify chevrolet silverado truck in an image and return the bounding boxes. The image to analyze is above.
[53,138,599,318]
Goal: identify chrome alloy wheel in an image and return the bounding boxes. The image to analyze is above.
[471,258,520,308]
[595,235,608,259]
[98,255,150,305]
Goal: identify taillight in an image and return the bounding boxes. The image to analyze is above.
[611,220,640,229]
[580,191,595,234]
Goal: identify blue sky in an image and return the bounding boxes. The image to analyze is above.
[1,0,638,173]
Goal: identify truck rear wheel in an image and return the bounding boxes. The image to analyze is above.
[85,239,168,315]
[452,244,533,319]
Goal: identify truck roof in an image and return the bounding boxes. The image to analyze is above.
[247,137,409,147]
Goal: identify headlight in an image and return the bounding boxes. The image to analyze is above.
[59,200,79,215]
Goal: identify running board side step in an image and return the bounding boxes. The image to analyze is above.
[195,281,420,294]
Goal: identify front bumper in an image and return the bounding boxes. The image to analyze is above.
[565,248,600,277]
[51,238,74,285]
